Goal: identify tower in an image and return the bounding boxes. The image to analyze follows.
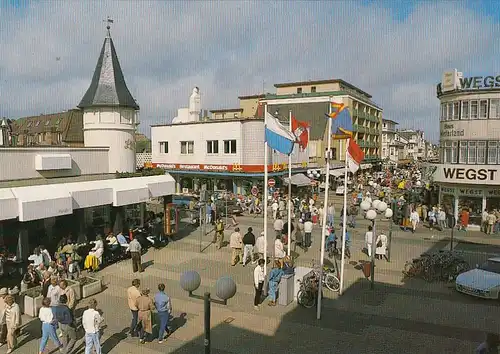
[78,19,139,173]
[188,86,201,122]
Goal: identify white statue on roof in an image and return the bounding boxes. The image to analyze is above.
[172,87,202,124]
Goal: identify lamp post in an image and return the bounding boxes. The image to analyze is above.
[180,271,237,354]
[360,199,393,290]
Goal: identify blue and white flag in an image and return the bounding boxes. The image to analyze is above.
[265,111,296,155]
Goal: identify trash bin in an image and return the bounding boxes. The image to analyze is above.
[278,274,294,306]
[362,262,371,278]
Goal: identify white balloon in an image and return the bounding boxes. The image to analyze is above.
[385,208,393,218]
[372,200,381,209]
[368,181,374,186]
[366,209,377,220]
[360,201,371,211]
[307,170,312,175]
[416,181,422,187]
[377,201,388,212]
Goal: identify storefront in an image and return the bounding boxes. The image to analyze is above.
[438,185,500,227]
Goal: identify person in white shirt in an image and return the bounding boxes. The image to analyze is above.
[365,225,374,257]
[253,259,265,310]
[482,209,489,234]
[375,233,388,261]
[274,236,285,264]
[410,210,420,234]
[327,203,335,226]
[38,297,63,354]
[437,209,447,231]
[303,219,313,249]
[88,235,104,265]
[278,199,285,214]
[82,299,103,354]
[47,277,61,307]
[273,216,284,238]
[271,200,279,220]
[254,232,265,260]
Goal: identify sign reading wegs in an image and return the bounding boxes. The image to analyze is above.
[459,76,500,89]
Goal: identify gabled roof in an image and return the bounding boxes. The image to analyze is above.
[11,110,84,143]
[78,28,139,110]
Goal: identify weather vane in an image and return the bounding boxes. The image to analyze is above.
[103,16,114,36]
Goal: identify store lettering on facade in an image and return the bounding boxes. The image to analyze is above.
[457,188,483,197]
[486,189,500,196]
[459,75,500,89]
[441,187,455,194]
[442,167,497,181]
[440,123,464,138]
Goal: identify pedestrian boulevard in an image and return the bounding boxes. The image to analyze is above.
[14,218,500,353]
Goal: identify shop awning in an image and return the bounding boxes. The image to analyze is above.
[110,178,149,207]
[283,173,312,187]
[143,174,176,197]
[11,185,73,222]
[65,180,114,209]
[0,188,18,221]
[330,168,346,177]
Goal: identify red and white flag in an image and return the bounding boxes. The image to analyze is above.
[346,139,364,173]
[291,116,309,149]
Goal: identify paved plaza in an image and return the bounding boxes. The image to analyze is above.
[12,211,500,354]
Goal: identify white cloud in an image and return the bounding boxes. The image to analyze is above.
[1,1,499,141]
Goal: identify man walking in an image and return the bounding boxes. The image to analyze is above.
[214,218,224,250]
[127,279,141,337]
[273,215,284,239]
[154,283,172,344]
[365,225,374,257]
[52,294,76,354]
[0,288,7,348]
[59,280,76,316]
[303,218,313,249]
[242,227,256,266]
[128,237,142,273]
[229,228,243,266]
[4,295,21,354]
[82,299,103,354]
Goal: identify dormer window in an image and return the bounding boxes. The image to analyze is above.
[35,121,40,127]
[27,122,32,127]
[45,121,50,126]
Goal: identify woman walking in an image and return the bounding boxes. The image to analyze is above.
[253,259,265,310]
[267,260,284,306]
[4,295,21,354]
[136,288,155,344]
[38,297,63,354]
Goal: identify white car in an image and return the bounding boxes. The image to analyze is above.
[455,257,500,299]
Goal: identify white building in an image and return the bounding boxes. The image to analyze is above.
[431,69,500,227]
[398,129,426,161]
[151,95,309,194]
[0,23,174,261]
[381,119,404,165]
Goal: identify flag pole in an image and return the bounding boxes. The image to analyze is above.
[339,138,349,295]
[287,110,292,257]
[263,103,269,275]
[317,98,333,320]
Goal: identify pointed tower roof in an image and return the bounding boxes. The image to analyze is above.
[78,23,139,110]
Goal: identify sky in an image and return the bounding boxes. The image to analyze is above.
[1,1,500,142]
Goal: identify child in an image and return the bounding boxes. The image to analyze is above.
[67,257,81,280]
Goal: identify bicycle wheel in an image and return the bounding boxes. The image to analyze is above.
[324,273,340,292]
[297,289,315,308]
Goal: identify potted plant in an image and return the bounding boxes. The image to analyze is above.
[20,286,43,317]
[78,276,102,298]
[65,279,82,301]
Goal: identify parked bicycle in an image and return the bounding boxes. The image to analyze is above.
[402,250,470,283]
[297,279,317,308]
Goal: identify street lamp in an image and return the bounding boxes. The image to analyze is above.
[360,199,393,290]
[180,271,237,354]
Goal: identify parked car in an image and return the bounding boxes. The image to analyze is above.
[455,257,500,299]
[215,200,243,216]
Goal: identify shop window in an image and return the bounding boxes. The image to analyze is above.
[159,141,168,153]
[488,141,498,164]
[459,141,467,164]
[461,101,469,120]
[467,142,477,164]
[206,140,219,154]
[480,100,488,119]
[490,99,500,119]
[459,197,482,226]
[224,140,237,154]
[180,141,194,155]
[453,102,460,120]
[297,87,302,94]
[487,197,500,212]
[470,100,478,119]
[477,141,486,164]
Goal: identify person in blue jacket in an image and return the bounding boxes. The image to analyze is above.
[267,260,284,306]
